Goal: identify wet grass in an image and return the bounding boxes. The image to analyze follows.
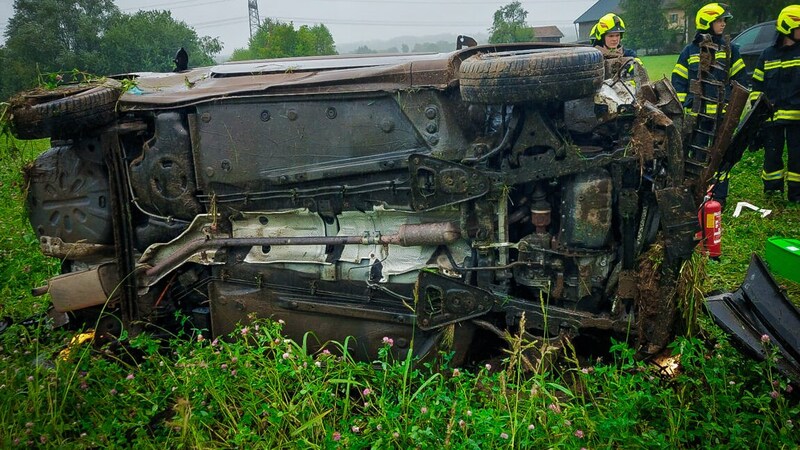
[639,54,678,81]
[0,127,798,447]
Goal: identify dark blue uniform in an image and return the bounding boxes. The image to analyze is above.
[751,36,800,201]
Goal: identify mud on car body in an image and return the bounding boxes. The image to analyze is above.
[11,43,740,363]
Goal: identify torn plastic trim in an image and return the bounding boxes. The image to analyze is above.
[705,253,800,381]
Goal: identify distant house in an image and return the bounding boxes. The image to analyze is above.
[574,0,621,41]
[574,0,685,42]
[530,26,564,43]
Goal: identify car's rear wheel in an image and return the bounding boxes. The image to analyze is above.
[458,47,604,104]
[9,80,122,139]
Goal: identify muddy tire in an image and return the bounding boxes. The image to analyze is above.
[459,47,604,104]
[9,80,122,140]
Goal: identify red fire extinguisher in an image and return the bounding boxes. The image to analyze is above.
[698,195,722,257]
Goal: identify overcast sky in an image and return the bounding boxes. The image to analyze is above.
[0,0,596,54]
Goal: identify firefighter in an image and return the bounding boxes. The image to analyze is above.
[592,13,637,58]
[751,5,800,202]
[671,3,748,208]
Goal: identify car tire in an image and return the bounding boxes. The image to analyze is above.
[458,47,604,104]
[9,80,122,140]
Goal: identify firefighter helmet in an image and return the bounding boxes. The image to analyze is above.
[696,3,732,31]
[594,13,626,41]
[776,5,800,35]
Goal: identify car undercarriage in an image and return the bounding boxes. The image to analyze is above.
[11,42,768,365]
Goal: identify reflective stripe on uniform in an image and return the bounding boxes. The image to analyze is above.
[762,169,785,181]
[715,171,729,181]
[706,104,718,114]
[753,68,764,81]
[673,63,688,79]
[687,55,700,64]
[788,172,800,183]
[677,92,687,102]
[730,58,745,76]
[749,91,762,102]
[763,59,800,71]
[773,109,800,121]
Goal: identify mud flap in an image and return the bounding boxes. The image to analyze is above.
[704,254,800,381]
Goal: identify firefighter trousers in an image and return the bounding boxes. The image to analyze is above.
[762,123,800,202]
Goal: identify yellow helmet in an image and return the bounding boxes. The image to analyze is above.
[696,3,732,31]
[776,5,800,35]
[595,13,626,40]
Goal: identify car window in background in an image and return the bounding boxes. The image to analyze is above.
[732,21,776,83]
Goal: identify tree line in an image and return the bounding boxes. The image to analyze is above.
[0,0,338,101]
[4,0,786,102]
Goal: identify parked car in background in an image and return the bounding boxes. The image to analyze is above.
[732,21,776,84]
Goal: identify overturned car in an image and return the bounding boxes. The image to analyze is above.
[10,42,758,363]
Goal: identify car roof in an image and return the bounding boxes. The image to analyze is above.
[117,43,581,109]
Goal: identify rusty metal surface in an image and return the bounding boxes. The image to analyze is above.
[118,43,579,108]
[47,263,119,312]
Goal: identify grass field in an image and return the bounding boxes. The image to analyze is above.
[1,73,799,447]
[640,54,679,81]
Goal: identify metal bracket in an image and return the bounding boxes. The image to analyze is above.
[415,271,494,330]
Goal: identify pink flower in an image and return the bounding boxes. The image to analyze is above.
[485,363,492,371]
[351,425,360,433]
[278,319,285,325]
[528,424,535,431]
[466,410,472,416]
[230,370,237,376]
[221,364,228,369]
[382,336,394,346]
[500,432,509,439]
[196,334,205,342]
[771,390,780,399]
[27,376,34,382]
[241,327,250,336]
[282,352,290,359]
[362,388,371,396]
[126,373,134,380]
[581,368,589,374]
[109,388,118,395]
[574,429,585,438]
[548,403,562,414]
[332,431,341,441]
[761,334,771,344]
[452,368,461,377]
[421,407,428,414]
[211,338,219,346]
[787,384,794,394]
[393,432,400,438]
[459,419,466,428]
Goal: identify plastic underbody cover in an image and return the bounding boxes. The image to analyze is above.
[705,254,800,381]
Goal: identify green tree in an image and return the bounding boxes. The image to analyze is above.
[99,10,222,73]
[230,19,336,61]
[488,2,535,44]
[620,0,672,53]
[1,0,119,99]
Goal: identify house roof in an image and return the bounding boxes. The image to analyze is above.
[531,26,564,38]
[574,0,621,24]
